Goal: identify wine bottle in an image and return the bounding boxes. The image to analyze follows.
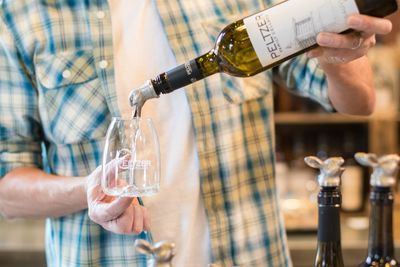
[129,0,398,106]
[304,156,345,267]
[355,153,400,267]
[315,187,345,267]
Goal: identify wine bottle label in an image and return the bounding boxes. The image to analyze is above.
[243,0,359,67]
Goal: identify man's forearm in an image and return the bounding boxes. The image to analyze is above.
[322,56,376,115]
[0,167,87,219]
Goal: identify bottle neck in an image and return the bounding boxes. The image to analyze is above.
[317,187,342,243]
[367,186,395,259]
[315,187,344,266]
[151,51,220,95]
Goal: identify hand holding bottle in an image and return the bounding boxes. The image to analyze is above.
[129,0,397,114]
[308,14,393,64]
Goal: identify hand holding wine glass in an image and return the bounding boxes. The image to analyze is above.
[86,163,151,234]
[102,117,160,197]
[87,116,160,234]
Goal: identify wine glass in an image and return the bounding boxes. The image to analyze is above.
[102,117,160,197]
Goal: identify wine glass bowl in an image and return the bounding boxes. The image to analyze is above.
[102,117,160,197]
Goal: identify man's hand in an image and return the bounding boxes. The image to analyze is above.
[86,166,150,234]
[306,14,393,115]
[308,14,393,64]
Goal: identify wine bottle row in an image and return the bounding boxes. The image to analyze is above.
[305,153,400,267]
[276,130,367,220]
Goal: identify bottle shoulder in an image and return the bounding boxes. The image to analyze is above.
[315,241,344,267]
[214,20,265,77]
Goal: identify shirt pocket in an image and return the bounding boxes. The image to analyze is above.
[36,49,97,89]
[35,49,110,144]
[200,8,273,104]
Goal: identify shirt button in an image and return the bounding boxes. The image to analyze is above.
[99,60,108,69]
[96,11,105,19]
[62,69,71,79]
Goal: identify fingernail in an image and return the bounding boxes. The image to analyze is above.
[348,16,362,28]
[317,33,332,46]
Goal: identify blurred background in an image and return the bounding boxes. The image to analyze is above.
[274,11,400,266]
[1,10,400,267]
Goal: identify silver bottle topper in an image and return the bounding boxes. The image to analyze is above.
[134,239,175,267]
[304,156,345,187]
[354,152,400,187]
[129,80,159,116]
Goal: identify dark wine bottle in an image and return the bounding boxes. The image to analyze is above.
[305,156,345,267]
[129,0,398,106]
[358,187,398,267]
[315,186,345,267]
[355,153,400,267]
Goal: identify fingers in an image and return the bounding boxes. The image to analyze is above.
[308,14,392,65]
[347,14,392,35]
[310,31,377,64]
[87,154,132,198]
[87,160,151,235]
[86,157,119,193]
[131,202,151,233]
[89,196,134,223]
[103,206,135,234]
[315,14,391,50]
[143,207,151,231]
[133,205,144,233]
[308,47,362,65]
[132,198,151,231]
[86,159,122,205]
[316,32,376,50]
[100,203,149,235]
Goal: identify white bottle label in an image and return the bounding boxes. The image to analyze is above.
[244,0,360,66]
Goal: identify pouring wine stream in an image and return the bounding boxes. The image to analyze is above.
[129,86,157,244]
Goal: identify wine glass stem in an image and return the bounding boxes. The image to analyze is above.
[137,197,154,244]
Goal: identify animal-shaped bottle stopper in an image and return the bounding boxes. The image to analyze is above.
[305,156,346,267]
[304,156,345,187]
[134,239,175,267]
[354,153,400,187]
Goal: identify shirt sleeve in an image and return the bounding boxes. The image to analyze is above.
[277,54,335,112]
[0,17,43,177]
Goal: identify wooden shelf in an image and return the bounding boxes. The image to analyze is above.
[274,112,370,125]
[274,112,399,154]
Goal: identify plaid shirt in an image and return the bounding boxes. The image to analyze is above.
[0,0,332,266]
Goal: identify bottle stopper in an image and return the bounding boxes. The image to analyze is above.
[304,156,345,187]
[135,239,175,267]
[354,152,400,187]
[129,80,159,116]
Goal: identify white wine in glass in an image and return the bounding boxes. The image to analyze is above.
[102,117,160,197]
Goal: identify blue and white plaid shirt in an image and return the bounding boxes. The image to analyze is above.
[0,0,332,266]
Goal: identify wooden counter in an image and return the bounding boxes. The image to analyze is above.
[1,217,400,267]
